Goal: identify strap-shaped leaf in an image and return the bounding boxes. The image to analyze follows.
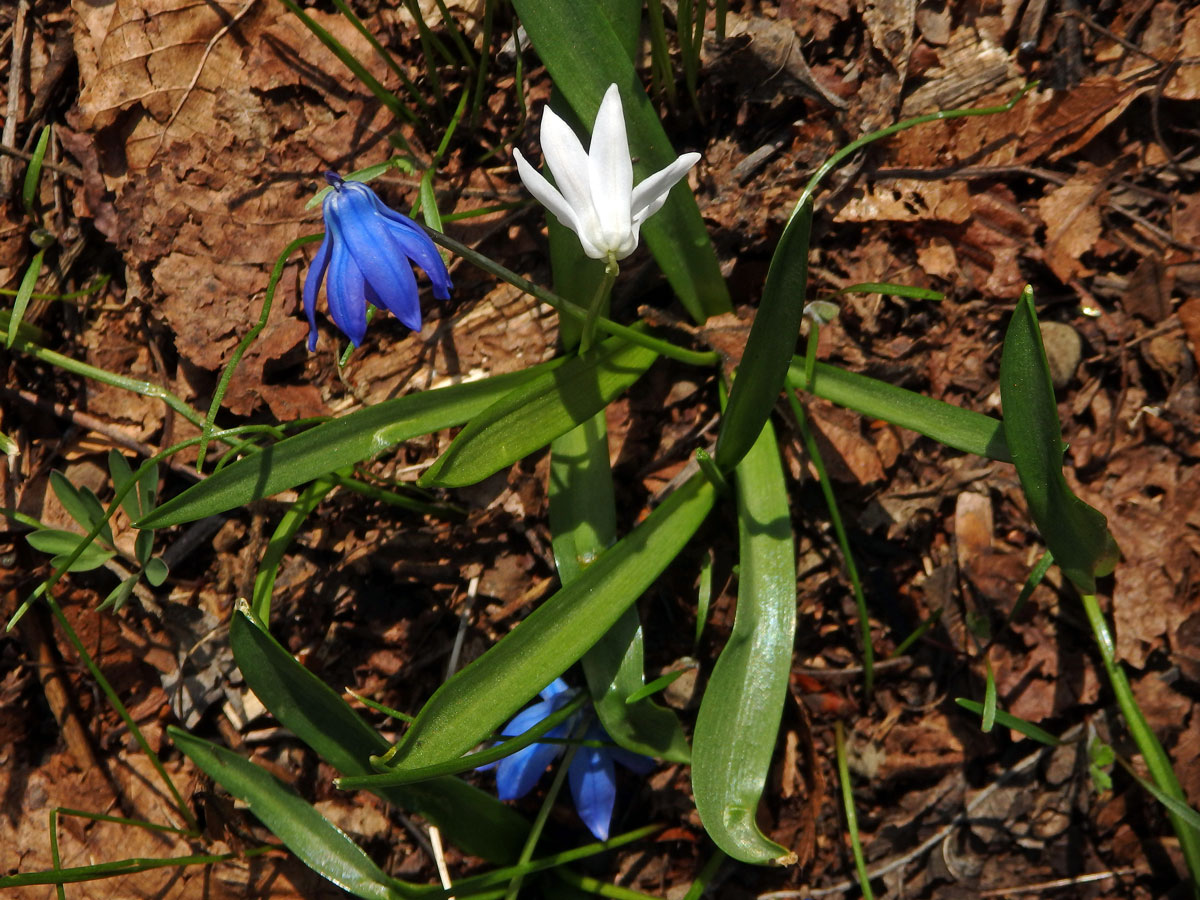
[510,0,730,323]
[386,473,715,771]
[999,288,1118,592]
[140,362,561,528]
[693,419,797,865]
[169,728,415,900]
[788,359,1011,461]
[420,336,657,488]
[550,416,690,763]
[715,201,813,471]
[229,606,528,864]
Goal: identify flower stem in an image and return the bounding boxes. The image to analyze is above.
[578,257,618,356]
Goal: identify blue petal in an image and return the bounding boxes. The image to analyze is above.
[327,184,424,333]
[476,696,563,773]
[325,230,368,347]
[302,232,333,351]
[374,205,454,300]
[610,745,656,776]
[539,678,573,702]
[367,242,422,332]
[496,739,563,801]
[568,738,617,841]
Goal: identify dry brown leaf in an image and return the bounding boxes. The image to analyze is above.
[806,404,885,485]
[861,0,916,85]
[1036,175,1104,283]
[1017,77,1153,164]
[835,178,971,223]
[954,490,994,571]
[1165,6,1200,100]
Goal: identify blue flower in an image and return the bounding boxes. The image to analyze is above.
[484,678,655,841]
[303,172,452,350]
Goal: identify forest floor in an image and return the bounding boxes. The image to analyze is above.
[2,0,1200,898]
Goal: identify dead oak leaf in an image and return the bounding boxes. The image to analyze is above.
[835,178,971,224]
[1016,76,1153,165]
[1036,175,1104,283]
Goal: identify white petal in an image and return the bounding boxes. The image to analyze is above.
[540,104,602,246]
[630,151,701,226]
[515,148,605,259]
[588,84,634,255]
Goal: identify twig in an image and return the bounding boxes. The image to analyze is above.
[0,141,83,179]
[2,388,204,482]
[0,0,29,197]
[977,867,1140,896]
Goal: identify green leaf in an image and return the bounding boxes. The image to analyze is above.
[510,0,731,323]
[550,412,690,763]
[98,575,139,613]
[22,125,51,216]
[981,659,997,733]
[135,529,154,567]
[6,248,45,350]
[999,287,1119,592]
[49,471,113,545]
[692,420,797,865]
[420,336,657,488]
[229,607,528,864]
[26,529,115,572]
[385,474,715,771]
[837,282,943,301]
[788,360,1011,461]
[954,698,1061,747]
[140,363,560,528]
[715,201,812,472]
[108,451,141,521]
[138,462,159,516]
[144,557,169,587]
[169,728,416,900]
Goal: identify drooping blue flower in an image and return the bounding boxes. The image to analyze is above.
[483,678,655,841]
[303,172,452,350]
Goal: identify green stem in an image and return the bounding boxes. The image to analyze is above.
[198,234,321,469]
[787,388,874,696]
[790,83,1036,225]
[426,229,719,367]
[835,721,875,900]
[578,257,618,355]
[1080,592,1200,893]
[504,720,586,900]
[1,329,206,429]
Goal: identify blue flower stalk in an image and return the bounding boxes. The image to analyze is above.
[483,678,655,841]
[303,172,452,350]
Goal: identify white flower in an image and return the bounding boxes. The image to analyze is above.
[515,84,701,262]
